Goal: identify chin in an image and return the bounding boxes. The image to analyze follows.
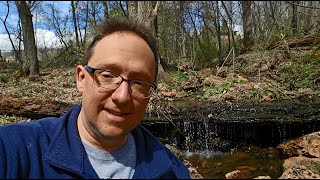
[100,126,128,139]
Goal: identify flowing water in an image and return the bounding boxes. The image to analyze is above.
[143,100,320,179]
[184,150,283,179]
[174,120,287,179]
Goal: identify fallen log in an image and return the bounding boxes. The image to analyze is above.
[183,84,204,91]
[267,35,319,50]
[0,97,73,119]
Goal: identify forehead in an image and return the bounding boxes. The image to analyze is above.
[89,33,156,81]
[92,32,154,59]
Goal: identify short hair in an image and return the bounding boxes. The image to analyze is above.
[83,16,159,80]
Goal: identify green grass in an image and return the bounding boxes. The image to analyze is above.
[0,75,9,83]
[199,78,245,100]
[0,115,29,126]
[170,71,189,83]
[280,56,319,89]
[251,86,280,101]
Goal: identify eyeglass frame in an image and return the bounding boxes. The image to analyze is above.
[84,65,157,98]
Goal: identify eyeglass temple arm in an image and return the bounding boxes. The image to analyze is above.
[84,65,96,73]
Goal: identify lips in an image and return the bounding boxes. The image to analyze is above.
[106,109,129,116]
[103,108,130,122]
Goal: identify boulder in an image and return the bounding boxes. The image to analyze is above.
[277,131,320,179]
[276,131,320,158]
[279,157,320,179]
[183,160,204,179]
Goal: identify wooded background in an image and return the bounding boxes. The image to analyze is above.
[0,1,319,78]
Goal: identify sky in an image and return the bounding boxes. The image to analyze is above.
[0,1,70,52]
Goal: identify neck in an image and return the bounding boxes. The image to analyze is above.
[77,110,128,152]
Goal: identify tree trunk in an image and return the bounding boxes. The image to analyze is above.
[103,1,109,19]
[269,1,279,31]
[303,1,313,34]
[137,1,160,35]
[179,1,186,58]
[127,1,169,81]
[89,2,97,27]
[15,1,39,76]
[82,2,89,46]
[71,1,80,48]
[127,1,138,18]
[215,1,223,66]
[221,1,236,51]
[242,1,254,49]
[291,1,299,35]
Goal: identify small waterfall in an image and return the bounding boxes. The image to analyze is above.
[182,121,195,157]
[204,120,210,157]
[142,101,320,154]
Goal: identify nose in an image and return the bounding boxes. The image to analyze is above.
[111,80,132,104]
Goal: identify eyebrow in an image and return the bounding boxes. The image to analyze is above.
[94,64,119,70]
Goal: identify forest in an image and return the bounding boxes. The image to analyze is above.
[0,1,320,179]
[0,0,319,121]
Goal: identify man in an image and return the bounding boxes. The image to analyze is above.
[0,17,191,179]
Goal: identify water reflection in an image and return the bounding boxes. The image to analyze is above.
[185,149,284,179]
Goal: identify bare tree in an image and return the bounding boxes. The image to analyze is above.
[89,1,102,28]
[221,1,236,51]
[215,1,222,66]
[45,2,69,49]
[15,1,39,76]
[81,2,89,46]
[268,1,279,32]
[291,1,300,34]
[127,1,138,18]
[0,1,21,64]
[127,1,160,35]
[157,1,182,66]
[242,1,254,49]
[178,1,186,58]
[103,1,109,19]
[302,1,313,34]
[71,1,80,48]
[127,1,169,77]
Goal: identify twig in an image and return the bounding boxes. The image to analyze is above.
[216,47,233,77]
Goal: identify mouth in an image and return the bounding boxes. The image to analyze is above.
[106,109,129,116]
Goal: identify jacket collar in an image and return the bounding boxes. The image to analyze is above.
[132,125,173,178]
[45,105,173,179]
[44,105,98,178]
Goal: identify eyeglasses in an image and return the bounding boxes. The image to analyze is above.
[84,65,157,98]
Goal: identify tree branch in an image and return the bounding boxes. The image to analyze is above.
[286,1,320,10]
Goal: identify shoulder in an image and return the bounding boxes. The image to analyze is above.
[0,116,63,171]
[0,104,81,142]
[0,116,61,143]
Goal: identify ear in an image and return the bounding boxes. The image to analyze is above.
[76,65,86,93]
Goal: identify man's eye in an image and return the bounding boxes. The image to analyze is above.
[134,81,143,85]
[100,72,115,78]
[133,81,150,88]
[102,74,112,78]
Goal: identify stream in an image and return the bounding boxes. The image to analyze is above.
[142,100,320,178]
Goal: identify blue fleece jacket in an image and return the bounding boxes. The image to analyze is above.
[0,104,190,179]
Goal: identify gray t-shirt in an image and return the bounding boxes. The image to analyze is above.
[83,133,136,179]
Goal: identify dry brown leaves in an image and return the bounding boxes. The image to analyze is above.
[0,67,81,105]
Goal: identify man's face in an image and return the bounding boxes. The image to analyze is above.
[76,32,156,145]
